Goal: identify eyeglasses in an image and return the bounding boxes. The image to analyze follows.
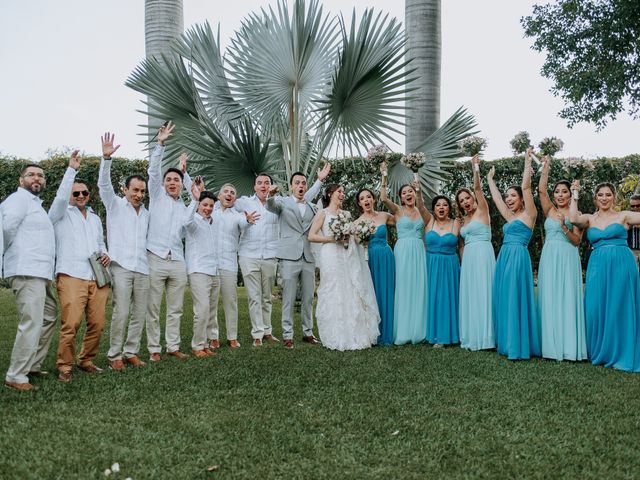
[23,172,45,179]
[72,190,90,198]
[631,204,640,209]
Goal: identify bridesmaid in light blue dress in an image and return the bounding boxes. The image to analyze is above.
[570,181,640,372]
[487,148,541,360]
[355,188,396,345]
[537,158,586,361]
[456,155,495,350]
[380,162,431,345]
[425,195,460,346]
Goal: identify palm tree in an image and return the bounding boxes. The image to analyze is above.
[128,0,473,197]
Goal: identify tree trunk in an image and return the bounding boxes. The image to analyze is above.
[405,0,441,153]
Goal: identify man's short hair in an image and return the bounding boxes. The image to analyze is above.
[73,179,89,187]
[255,173,273,184]
[289,171,306,184]
[20,163,43,176]
[163,168,184,181]
[630,194,640,202]
[198,190,217,203]
[218,183,237,194]
[125,174,147,188]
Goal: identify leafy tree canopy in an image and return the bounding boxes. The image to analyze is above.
[522,0,640,128]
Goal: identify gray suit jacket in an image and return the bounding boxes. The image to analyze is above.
[266,195,317,262]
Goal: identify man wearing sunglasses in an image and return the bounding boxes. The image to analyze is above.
[49,150,110,383]
[1,164,58,391]
[628,194,640,269]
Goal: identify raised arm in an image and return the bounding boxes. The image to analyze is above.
[308,209,333,244]
[537,155,554,216]
[471,155,490,220]
[487,166,512,222]
[148,122,175,199]
[414,181,432,225]
[522,148,538,224]
[265,185,284,214]
[569,180,590,229]
[49,150,79,224]
[379,161,400,215]
[304,163,331,202]
[98,132,121,210]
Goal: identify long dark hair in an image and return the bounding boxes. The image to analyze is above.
[398,184,415,205]
[322,183,341,208]
[356,188,376,211]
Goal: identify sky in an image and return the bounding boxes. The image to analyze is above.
[0,0,637,161]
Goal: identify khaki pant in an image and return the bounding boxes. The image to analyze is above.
[146,252,187,354]
[5,277,57,384]
[107,263,149,360]
[56,274,110,373]
[208,269,239,341]
[188,272,220,349]
[239,256,277,339]
[280,259,316,340]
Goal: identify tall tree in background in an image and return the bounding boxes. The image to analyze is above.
[405,0,441,153]
[522,0,640,129]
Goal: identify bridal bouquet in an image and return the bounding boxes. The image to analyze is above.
[509,131,532,155]
[366,144,389,167]
[459,136,487,157]
[400,152,426,181]
[538,137,564,157]
[351,219,377,243]
[329,211,353,249]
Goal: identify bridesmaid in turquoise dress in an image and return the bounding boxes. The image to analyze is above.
[380,162,430,345]
[355,188,396,345]
[424,196,460,346]
[537,158,587,361]
[487,148,541,360]
[570,181,640,372]
[456,154,495,350]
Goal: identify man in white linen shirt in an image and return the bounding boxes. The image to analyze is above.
[1,163,57,391]
[235,166,328,346]
[207,183,257,349]
[98,132,149,371]
[145,121,194,361]
[49,151,111,383]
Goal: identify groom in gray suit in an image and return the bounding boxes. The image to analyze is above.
[266,166,329,349]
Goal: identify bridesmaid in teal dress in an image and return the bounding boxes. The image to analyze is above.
[537,157,587,361]
[487,148,541,360]
[424,195,460,346]
[456,154,495,351]
[380,162,431,345]
[355,188,396,345]
[570,181,640,372]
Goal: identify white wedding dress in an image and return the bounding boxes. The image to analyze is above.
[315,210,380,351]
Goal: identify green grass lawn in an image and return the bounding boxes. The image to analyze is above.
[1,287,639,479]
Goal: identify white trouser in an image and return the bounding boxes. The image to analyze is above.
[239,256,277,339]
[188,272,220,349]
[208,269,239,341]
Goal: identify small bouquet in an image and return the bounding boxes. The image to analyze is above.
[328,211,353,249]
[459,136,487,157]
[400,152,426,181]
[538,137,564,157]
[366,145,389,167]
[509,131,531,155]
[351,219,377,244]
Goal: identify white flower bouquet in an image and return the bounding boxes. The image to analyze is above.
[400,152,426,181]
[538,137,564,157]
[328,211,353,249]
[366,144,389,167]
[351,219,377,244]
[459,136,487,157]
[510,131,531,155]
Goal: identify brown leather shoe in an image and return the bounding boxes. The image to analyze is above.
[58,372,72,383]
[4,381,35,391]
[192,349,210,358]
[302,335,321,345]
[209,339,220,350]
[78,363,104,374]
[263,334,280,343]
[228,340,241,349]
[167,350,189,359]
[124,356,146,367]
[28,370,50,377]
[109,359,125,372]
[252,338,263,347]
[283,339,294,350]
[203,348,217,356]
[149,353,161,362]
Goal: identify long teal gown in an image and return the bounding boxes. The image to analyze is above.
[367,224,395,345]
[459,221,496,350]
[493,219,541,359]
[537,217,587,361]
[425,227,460,345]
[393,216,427,344]
[585,224,640,372]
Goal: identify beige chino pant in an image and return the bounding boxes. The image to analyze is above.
[107,263,149,360]
[188,272,220,350]
[238,256,277,339]
[208,269,239,341]
[5,276,57,384]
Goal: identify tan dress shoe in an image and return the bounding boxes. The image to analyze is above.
[228,340,241,349]
[283,339,294,350]
[78,363,104,374]
[124,356,146,367]
[4,381,35,391]
[252,338,263,347]
[263,334,280,343]
[192,349,210,358]
[209,339,220,349]
[149,353,161,362]
[58,372,72,383]
[167,350,189,359]
[302,335,321,345]
[109,359,125,371]
[203,348,217,356]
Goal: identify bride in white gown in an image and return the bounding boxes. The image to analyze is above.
[308,184,380,351]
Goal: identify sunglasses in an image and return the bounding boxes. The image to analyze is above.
[72,190,90,198]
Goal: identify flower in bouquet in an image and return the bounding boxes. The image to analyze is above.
[328,211,353,249]
[538,137,564,157]
[509,131,532,155]
[351,219,377,244]
[366,144,389,167]
[459,136,487,157]
[400,152,426,173]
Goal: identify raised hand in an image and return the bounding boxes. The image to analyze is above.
[571,180,581,194]
[268,185,280,196]
[541,155,551,171]
[317,162,331,182]
[101,132,121,159]
[191,176,204,199]
[380,161,388,176]
[244,210,261,225]
[487,166,496,181]
[69,149,81,170]
[179,152,188,173]
[158,121,175,145]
